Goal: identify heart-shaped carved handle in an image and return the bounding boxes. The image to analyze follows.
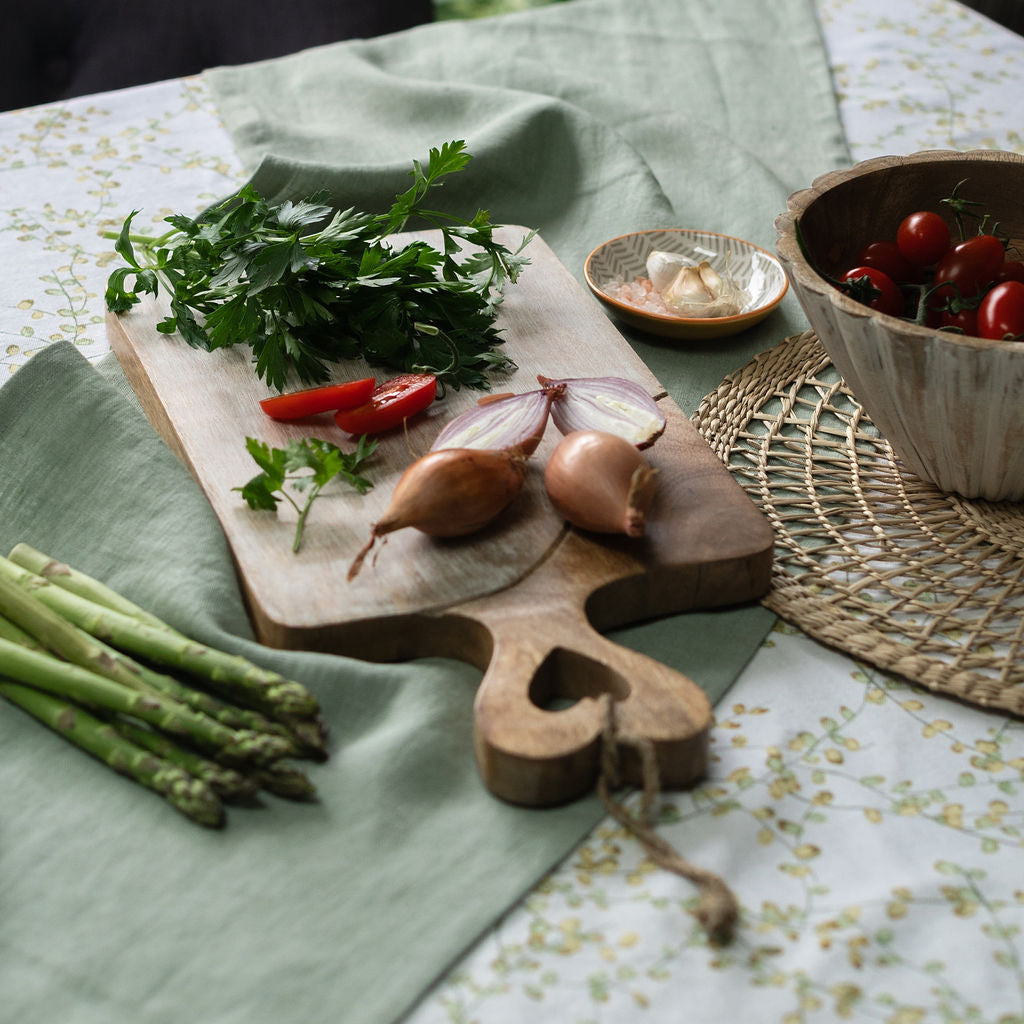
[468,597,711,807]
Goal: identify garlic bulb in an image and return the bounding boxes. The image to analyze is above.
[661,260,745,318]
[644,249,749,319]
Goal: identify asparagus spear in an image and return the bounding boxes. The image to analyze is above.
[0,555,320,719]
[0,637,287,767]
[0,679,224,827]
[0,582,293,767]
[0,572,166,696]
[110,717,261,801]
[112,657,311,757]
[253,761,318,801]
[0,595,309,767]
[0,561,327,760]
[0,611,43,650]
[278,715,330,762]
[9,543,174,633]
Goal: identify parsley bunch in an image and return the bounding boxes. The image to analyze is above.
[105,141,534,392]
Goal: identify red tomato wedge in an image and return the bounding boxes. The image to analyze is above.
[333,374,437,435]
[259,377,376,421]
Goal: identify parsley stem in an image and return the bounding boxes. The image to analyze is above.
[292,488,320,553]
[100,229,179,247]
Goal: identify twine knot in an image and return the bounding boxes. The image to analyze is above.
[596,693,739,946]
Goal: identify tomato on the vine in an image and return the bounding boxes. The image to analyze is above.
[855,240,920,284]
[832,182,1024,341]
[995,259,1024,285]
[938,307,978,335]
[840,266,903,317]
[977,280,1024,340]
[896,211,951,267]
[930,233,1005,310]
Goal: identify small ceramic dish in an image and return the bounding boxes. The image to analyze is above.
[584,228,788,340]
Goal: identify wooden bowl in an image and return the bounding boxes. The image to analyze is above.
[584,228,788,340]
[775,149,1024,501]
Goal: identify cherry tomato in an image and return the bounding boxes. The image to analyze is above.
[896,211,951,267]
[938,307,978,335]
[840,266,904,317]
[855,240,919,284]
[930,233,1006,310]
[333,373,437,435]
[977,281,1024,340]
[995,259,1024,285]
[259,377,376,421]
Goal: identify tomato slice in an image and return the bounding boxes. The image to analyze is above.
[259,377,376,421]
[333,374,437,435]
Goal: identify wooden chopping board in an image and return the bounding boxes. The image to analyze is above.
[106,227,774,806]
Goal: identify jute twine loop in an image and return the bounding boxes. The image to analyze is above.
[596,693,739,945]
[692,330,1024,717]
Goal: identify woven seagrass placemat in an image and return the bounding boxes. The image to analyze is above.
[693,329,1024,717]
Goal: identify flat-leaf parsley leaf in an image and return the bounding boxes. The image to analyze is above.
[234,435,378,553]
[105,141,534,392]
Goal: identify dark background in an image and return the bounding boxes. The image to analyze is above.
[0,1,434,111]
[0,0,1020,113]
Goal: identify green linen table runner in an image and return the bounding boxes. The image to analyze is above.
[1,1,849,1022]
[207,0,850,412]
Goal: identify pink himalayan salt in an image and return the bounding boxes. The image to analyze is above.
[604,276,674,316]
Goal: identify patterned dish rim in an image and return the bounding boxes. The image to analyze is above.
[583,228,789,340]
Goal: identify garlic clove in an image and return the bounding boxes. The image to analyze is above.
[662,264,714,311]
[697,260,726,295]
[655,257,747,319]
[646,250,690,293]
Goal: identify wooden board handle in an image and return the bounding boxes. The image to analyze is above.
[470,599,711,807]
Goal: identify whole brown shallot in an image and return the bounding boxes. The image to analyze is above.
[544,430,658,538]
[429,386,560,457]
[347,448,527,580]
[538,375,665,448]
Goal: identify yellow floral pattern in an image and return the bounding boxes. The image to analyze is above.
[0,2,1021,1021]
[0,81,242,379]
[412,621,1024,1023]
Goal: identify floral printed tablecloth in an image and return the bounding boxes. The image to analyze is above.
[1,2,1022,1021]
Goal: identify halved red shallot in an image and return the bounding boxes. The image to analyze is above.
[544,430,658,538]
[429,386,559,457]
[347,448,527,580]
[538,375,665,448]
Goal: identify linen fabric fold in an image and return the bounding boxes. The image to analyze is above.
[2,1,849,1021]
[0,342,605,1024]
[207,0,850,413]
